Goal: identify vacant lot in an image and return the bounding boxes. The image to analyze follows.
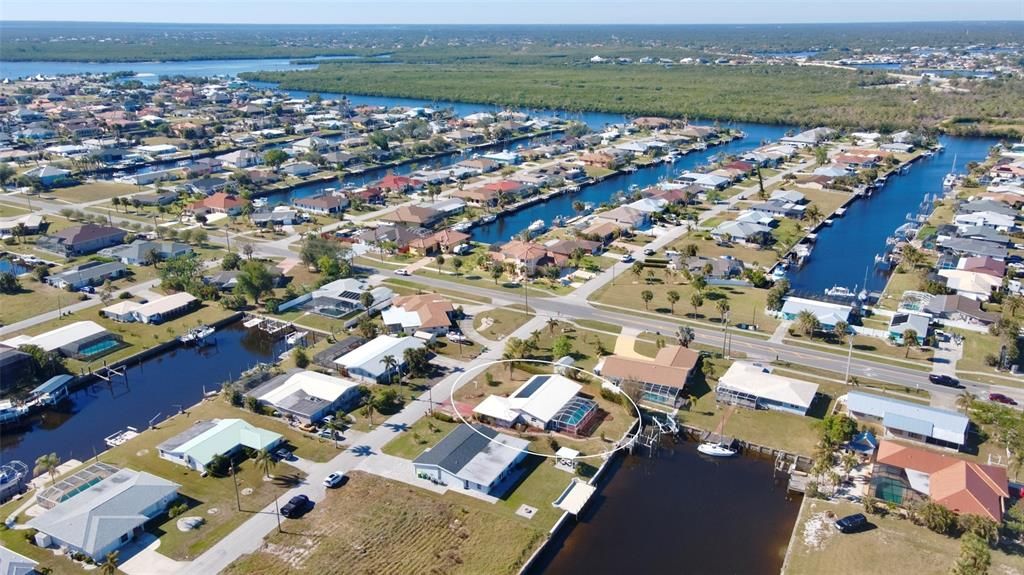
[54,180,140,203]
[473,305,533,340]
[221,473,546,575]
[785,499,1024,575]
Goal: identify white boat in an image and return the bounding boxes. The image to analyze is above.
[697,442,737,457]
[942,173,957,189]
[181,325,215,345]
[528,219,546,233]
[0,400,28,424]
[825,285,855,298]
[481,214,497,224]
[252,198,268,209]
[285,331,308,346]
[452,221,473,232]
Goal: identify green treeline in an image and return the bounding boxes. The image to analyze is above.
[243,63,1024,137]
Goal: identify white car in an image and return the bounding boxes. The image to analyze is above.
[620,253,634,263]
[394,268,411,276]
[323,472,346,488]
[447,332,471,344]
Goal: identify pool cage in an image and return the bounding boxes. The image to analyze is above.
[869,463,925,507]
[550,396,598,436]
[897,291,934,313]
[36,461,119,509]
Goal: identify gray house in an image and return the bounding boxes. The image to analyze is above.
[28,468,179,561]
[99,240,192,265]
[45,261,127,290]
[413,424,529,495]
[40,224,126,256]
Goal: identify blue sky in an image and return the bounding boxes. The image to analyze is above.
[2,0,1023,24]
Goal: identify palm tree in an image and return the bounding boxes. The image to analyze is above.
[834,320,849,343]
[382,354,400,385]
[667,290,680,313]
[502,337,527,377]
[797,310,820,337]
[803,204,824,226]
[572,201,585,216]
[716,299,730,324]
[956,391,977,415]
[630,261,644,280]
[546,317,559,335]
[689,292,704,318]
[101,551,119,575]
[902,328,919,358]
[840,451,859,481]
[34,452,60,485]
[641,290,654,310]
[253,447,276,479]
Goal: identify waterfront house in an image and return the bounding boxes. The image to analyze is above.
[0,545,37,575]
[27,467,179,561]
[937,269,1001,301]
[217,149,262,169]
[922,294,998,326]
[293,194,348,216]
[958,199,1017,218]
[45,261,127,290]
[133,190,180,207]
[23,165,71,187]
[958,256,1007,279]
[407,229,471,257]
[39,223,126,256]
[581,220,626,243]
[187,176,233,196]
[456,158,499,173]
[492,240,569,277]
[333,335,426,384]
[382,294,456,335]
[769,189,806,204]
[674,255,745,280]
[473,374,599,435]
[871,440,1007,521]
[594,345,700,407]
[887,311,930,344]
[99,239,192,265]
[544,238,603,258]
[281,277,393,318]
[131,292,198,324]
[846,391,968,450]
[2,321,122,360]
[780,127,834,148]
[954,211,1015,231]
[594,205,649,230]
[715,361,820,415]
[413,424,529,495]
[281,162,318,177]
[780,297,852,330]
[750,199,806,219]
[250,209,300,227]
[677,171,730,191]
[249,370,362,424]
[377,174,425,193]
[157,418,283,472]
[312,336,367,371]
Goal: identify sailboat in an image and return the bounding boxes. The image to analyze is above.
[942,153,958,190]
[698,441,737,457]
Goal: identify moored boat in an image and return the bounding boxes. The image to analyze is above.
[697,442,737,457]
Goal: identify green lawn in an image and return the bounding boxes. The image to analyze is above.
[384,278,492,304]
[785,499,1024,575]
[381,415,459,459]
[0,278,76,326]
[54,181,142,203]
[0,201,31,218]
[669,235,782,269]
[414,268,562,298]
[878,269,925,311]
[473,305,534,340]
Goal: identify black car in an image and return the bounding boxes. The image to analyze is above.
[280,495,311,518]
[834,513,868,534]
[929,374,961,388]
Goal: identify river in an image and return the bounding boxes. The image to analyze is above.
[528,442,802,575]
[0,321,282,467]
[788,135,999,295]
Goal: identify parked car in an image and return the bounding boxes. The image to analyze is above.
[394,268,411,276]
[280,495,311,518]
[323,472,346,488]
[274,448,295,461]
[642,248,655,256]
[928,374,961,388]
[620,253,634,263]
[989,393,1018,406]
[834,513,868,534]
[447,331,471,344]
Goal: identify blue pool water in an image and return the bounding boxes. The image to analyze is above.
[0,257,30,276]
[77,338,122,359]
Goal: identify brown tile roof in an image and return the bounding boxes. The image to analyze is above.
[599,345,699,389]
[391,293,455,329]
[381,205,439,225]
[877,440,1008,521]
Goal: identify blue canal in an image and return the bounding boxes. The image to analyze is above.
[0,321,282,467]
[788,135,999,294]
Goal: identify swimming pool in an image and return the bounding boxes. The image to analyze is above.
[874,477,907,504]
[77,338,122,359]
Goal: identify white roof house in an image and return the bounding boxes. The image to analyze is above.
[715,362,820,415]
[334,335,425,383]
[473,374,597,432]
[780,297,852,328]
[846,390,969,449]
[132,292,198,324]
[2,321,116,357]
[413,424,529,495]
[0,545,37,575]
[938,269,1001,301]
[251,370,362,423]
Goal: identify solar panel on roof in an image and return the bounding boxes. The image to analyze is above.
[339,290,362,300]
[515,375,549,398]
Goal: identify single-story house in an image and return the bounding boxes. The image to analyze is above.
[156,418,283,471]
[715,362,820,415]
[282,277,393,318]
[45,261,127,290]
[594,345,700,407]
[711,220,773,245]
[312,336,367,370]
[187,177,233,196]
[281,162,318,177]
[780,297,852,330]
[2,321,122,360]
[846,390,969,450]
[473,374,598,435]
[293,194,348,215]
[189,192,248,216]
[381,293,456,335]
[888,312,930,344]
[99,240,191,265]
[248,370,362,424]
[380,205,442,228]
[24,165,71,186]
[0,545,37,575]
[250,209,300,227]
[413,424,529,495]
[132,292,198,324]
[922,294,998,326]
[27,467,179,561]
[40,224,126,256]
[872,440,1008,521]
[334,335,426,384]
[938,269,1001,301]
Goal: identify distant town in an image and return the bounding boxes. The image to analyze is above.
[0,20,1023,575]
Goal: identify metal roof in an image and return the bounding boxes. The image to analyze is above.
[414,424,528,488]
[847,391,968,445]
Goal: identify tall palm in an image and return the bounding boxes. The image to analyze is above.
[546,317,560,335]
[716,299,731,324]
[956,391,977,415]
[502,337,526,377]
[253,447,276,479]
[101,551,119,575]
[34,452,61,485]
[382,354,400,386]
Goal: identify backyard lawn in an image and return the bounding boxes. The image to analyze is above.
[785,499,1024,575]
[473,305,534,340]
[669,235,782,269]
[221,472,547,575]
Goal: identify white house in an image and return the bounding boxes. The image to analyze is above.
[413,424,528,495]
[715,362,820,415]
[249,370,362,423]
[334,335,426,383]
[156,418,283,471]
[473,374,598,435]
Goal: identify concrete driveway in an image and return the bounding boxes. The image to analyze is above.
[121,533,189,575]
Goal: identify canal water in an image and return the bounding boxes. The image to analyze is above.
[0,58,319,84]
[529,442,802,575]
[788,135,999,295]
[0,321,282,467]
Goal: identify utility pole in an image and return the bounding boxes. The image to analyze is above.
[274,495,282,533]
[721,311,730,358]
[231,463,241,511]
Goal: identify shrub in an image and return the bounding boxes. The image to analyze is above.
[600,386,622,404]
[293,346,310,369]
[984,354,999,367]
[432,411,455,423]
[167,501,189,519]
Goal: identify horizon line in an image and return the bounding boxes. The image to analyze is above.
[2,19,1022,26]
